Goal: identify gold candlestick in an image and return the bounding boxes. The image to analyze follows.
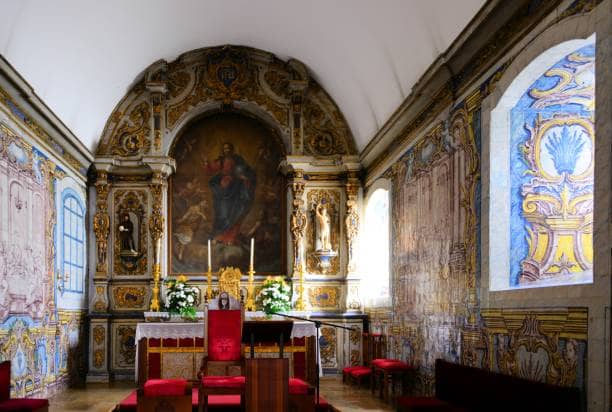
[150,263,161,311]
[295,263,305,311]
[206,268,213,301]
[246,264,255,311]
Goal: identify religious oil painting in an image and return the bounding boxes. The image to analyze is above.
[170,113,284,275]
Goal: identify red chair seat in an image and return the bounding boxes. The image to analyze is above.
[288,378,310,395]
[202,376,246,388]
[143,378,187,396]
[341,366,363,374]
[371,358,399,367]
[207,394,242,406]
[0,398,49,411]
[378,361,412,371]
[349,366,372,377]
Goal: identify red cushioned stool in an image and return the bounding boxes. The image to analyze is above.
[341,366,360,383]
[347,366,372,387]
[288,378,315,412]
[137,378,192,412]
[373,360,415,403]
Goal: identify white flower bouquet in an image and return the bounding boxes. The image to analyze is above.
[256,276,292,315]
[164,275,200,319]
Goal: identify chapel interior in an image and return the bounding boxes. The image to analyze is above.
[0,0,609,411]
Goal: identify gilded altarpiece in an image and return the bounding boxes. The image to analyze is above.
[92,45,361,378]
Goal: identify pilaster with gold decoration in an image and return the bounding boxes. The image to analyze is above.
[288,170,307,310]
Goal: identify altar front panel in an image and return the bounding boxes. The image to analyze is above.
[136,320,317,385]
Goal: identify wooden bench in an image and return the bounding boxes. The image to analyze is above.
[397,359,582,412]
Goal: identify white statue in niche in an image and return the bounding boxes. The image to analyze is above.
[315,202,332,252]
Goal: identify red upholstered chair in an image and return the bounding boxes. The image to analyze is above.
[136,379,192,412]
[199,292,245,412]
[0,361,48,412]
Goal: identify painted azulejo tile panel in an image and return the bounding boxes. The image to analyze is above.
[0,121,87,396]
[509,42,595,288]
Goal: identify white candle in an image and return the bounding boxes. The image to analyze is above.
[155,238,162,264]
[250,237,254,269]
[207,239,212,271]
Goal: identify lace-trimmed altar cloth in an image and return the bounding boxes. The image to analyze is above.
[135,317,317,380]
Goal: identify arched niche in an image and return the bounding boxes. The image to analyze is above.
[95,45,356,159]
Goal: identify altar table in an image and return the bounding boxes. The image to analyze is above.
[135,320,317,385]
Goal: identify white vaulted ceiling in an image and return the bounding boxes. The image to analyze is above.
[0,0,484,153]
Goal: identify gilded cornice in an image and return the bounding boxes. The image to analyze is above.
[97,45,356,160]
[0,85,89,178]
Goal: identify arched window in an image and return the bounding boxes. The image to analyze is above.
[489,36,595,290]
[361,185,390,307]
[62,192,85,293]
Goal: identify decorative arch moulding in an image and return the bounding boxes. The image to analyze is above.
[96,45,357,161]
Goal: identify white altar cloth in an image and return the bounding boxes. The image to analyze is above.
[135,314,318,380]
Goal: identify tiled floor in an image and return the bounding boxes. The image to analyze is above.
[47,376,393,412]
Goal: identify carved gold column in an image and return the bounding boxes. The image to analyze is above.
[345,174,362,311]
[149,172,165,311]
[345,176,360,274]
[289,172,307,310]
[93,171,111,276]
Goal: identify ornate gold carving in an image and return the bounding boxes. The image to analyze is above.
[93,285,107,312]
[109,101,151,157]
[148,181,165,254]
[481,308,587,386]
[113,190,148,275]
[290,180,307,273]
[320,327,337,367]
[308,286,339,308]
[93,349,105,369]
[218,267,242,301]
[306,190,340,274]
[345,182,360,274]
[94,173,111,274]
[117,325,137,367]
[93,326,105,345]
[303,83,355,156]
[98,46,356,158]
[112,287,146,308]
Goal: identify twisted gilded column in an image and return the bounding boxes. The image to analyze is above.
[289,171,307,310]
[148,172,166,311]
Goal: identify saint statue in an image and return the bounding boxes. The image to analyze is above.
[118,213,137,254]
[202,142,256,245]
[315,203,332,251]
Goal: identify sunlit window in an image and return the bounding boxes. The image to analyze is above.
[62,193,85,293]
[361,186,390,307]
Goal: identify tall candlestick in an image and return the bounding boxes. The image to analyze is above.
[249,237,254,269]
[207,239,212,271]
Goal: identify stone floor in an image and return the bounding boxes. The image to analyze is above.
[47,376,393,412]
